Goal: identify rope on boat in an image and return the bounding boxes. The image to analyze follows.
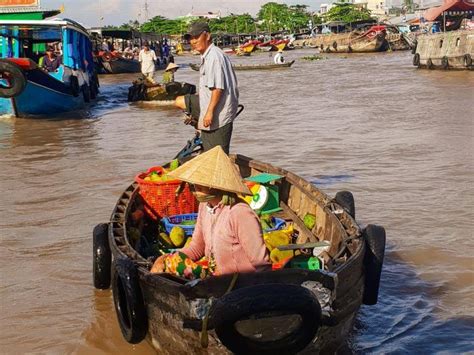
[200,273,239,348]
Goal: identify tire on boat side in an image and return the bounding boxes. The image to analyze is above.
[0,60,27,98]
[411,40,417,54]
[335,190,355,219]
[362,224,386,305]
[441,56,449,70]
[210,283,322,354]
[112,257,148,344]
[427,58,434,70]
[413,53,420,67]
[463,54,472,68]
[70,75,80,96]
[93,223,111,289]
[82,83,91,103]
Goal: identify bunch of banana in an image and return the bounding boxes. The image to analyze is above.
[260,213,275,231]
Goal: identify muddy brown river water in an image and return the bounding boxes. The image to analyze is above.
[0,50,473,353]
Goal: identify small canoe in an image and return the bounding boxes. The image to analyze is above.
[189,60,295,72]
[127,80,196,102]
[92,153,386,354]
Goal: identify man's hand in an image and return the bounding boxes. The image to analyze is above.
[203,111,213,128]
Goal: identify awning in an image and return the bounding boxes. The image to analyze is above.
[424,0,474,21]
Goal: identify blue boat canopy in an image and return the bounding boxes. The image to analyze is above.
[0,19,94,73]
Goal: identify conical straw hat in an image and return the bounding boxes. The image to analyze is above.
[168,146,252,195]
[165,62,179,71]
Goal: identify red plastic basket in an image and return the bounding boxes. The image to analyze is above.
[135,166,198,220]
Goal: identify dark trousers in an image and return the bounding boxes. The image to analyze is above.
[200,122,233,154]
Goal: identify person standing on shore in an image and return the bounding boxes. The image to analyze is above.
[184,21,239,154]
[138,42,157,83]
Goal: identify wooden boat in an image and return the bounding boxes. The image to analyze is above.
[128,80,196,102]
[301,25,388,53]
[0,19,99,117]
[92,153,386,354]
[99,52,141,74]
[189,60,295,72]
[412,30,473,70]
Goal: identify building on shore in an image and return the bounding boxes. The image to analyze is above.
[0,0,60,20]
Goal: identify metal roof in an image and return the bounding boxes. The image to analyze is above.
[0,19,90,37]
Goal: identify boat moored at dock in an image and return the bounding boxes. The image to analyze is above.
[412,0,474,70]
[0,19,98,117]
[413,30,474,69]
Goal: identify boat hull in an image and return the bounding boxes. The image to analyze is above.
[297,32,387,53]
[0,68,89,117]
[413,30,474,70]
[107,154,376,354]
[233,60,295,70]
[190,61,295,71]
[101,57,141,74]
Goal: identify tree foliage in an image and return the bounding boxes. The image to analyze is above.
[134,2,318,35]
[140,15,187,34]
[257,3,314,32]
[323,3,373,23]
[209,14,256,34]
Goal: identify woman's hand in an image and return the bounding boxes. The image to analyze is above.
[150,254,167,273]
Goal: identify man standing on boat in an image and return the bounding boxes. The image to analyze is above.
[184,21,239,154]
[138,42,157,84]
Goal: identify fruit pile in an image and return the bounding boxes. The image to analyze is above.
[143,159,179,183]
[156,225,192,253]
[261,212,318,269]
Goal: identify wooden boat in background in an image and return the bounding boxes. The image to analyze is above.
[128,80,196,102]
[412,0,474,70]
[412,30,473,70]
[304,25,388,53]
[92,153,386,354]
[98,52,141,74]
[189,60,295,72]
[233,60,296,70]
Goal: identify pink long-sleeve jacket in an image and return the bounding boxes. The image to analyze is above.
[180,202,271,275]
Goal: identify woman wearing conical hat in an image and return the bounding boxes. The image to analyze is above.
[151,146,271,276]
[162,62,179,84]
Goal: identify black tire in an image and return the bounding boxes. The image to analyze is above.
[427,58,434,70]
[464,54,472,68]
[335,190,355,219]
[413,53,420,67]
[441,56,449,70]
[363,224,386,305]
[70,75,80,96]
[181,82,196,95]
[0,60,27,98]
[210,283,321,355]
[112,257,148,344]
[90,83,97,99]
[165,81,182,96]
[411,40,417,54]
[89,73,99,99]
[127,85,135,102]
[93,223,111,289]
[82,84,91,103]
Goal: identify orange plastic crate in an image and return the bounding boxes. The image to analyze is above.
[135,166,198,219]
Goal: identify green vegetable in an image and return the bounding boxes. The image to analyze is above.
[303,213,316,230]
[169,159,179,171]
